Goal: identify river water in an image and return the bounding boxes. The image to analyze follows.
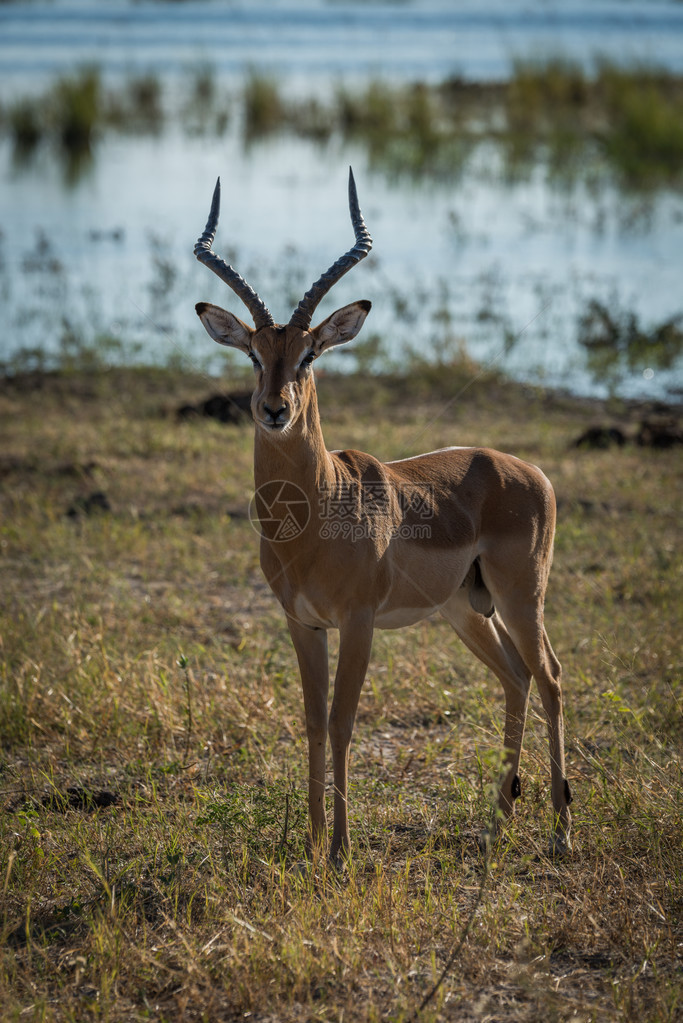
[3,1,683,91]
[2,0,683,399]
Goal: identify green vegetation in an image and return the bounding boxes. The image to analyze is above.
[599,64,683,187]
[578,300,683,391]
[4,59,683,188]
[8,98,42,154]
[0,365,680,1021]
[326,60,683,186]
[52,68,101,152]
[243,69,285,140]
[6,68,102,162]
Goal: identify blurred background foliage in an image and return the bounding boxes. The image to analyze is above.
[4,60,683,189]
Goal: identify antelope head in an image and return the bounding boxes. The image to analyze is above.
[194,169,372,435]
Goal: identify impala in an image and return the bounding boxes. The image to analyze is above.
[193,170,572,858]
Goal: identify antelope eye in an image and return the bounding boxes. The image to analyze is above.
[248,352,262,370]
[300,352,315,369]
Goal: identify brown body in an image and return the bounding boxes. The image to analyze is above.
[194,174,572,858]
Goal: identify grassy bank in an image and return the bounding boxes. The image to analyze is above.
[0,365,681,1021]
[4,60,683,188]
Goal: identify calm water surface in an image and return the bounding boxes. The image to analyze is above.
[3,1,683,91]
[2,1,682,398]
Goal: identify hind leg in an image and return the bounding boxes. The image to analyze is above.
[536,627,572,853]
[441,592,533,836]
[481,586,572,855]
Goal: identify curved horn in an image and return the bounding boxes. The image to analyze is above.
[289,167,372,330]
[194,178,274,330]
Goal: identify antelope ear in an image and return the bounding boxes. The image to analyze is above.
[310,300,371,352]
[195,302,254,352]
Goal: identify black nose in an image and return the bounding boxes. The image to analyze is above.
[263,402,287,421]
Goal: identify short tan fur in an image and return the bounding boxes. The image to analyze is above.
[194,172,572,860]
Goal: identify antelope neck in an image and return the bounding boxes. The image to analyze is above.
[253,380,334,492]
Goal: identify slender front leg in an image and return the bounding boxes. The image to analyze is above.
[328,610,375,861]
[287,616,330,852]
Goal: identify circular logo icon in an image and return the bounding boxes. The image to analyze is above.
[248,480,311,542]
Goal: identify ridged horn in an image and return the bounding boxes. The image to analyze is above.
[289,167,372,330]
[194,178,274,330]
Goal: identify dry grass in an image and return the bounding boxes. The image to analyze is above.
[0,366,680,1022]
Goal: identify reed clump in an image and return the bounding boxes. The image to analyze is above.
[599,65,683,186]
[6,68,102,160]
[578,299,683,388]
[8,98,43,153]
[499,59,683,186]
[125,74,164,130]
[52,68,101,153]
[104,73,165,132]
[243,70,285,139]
